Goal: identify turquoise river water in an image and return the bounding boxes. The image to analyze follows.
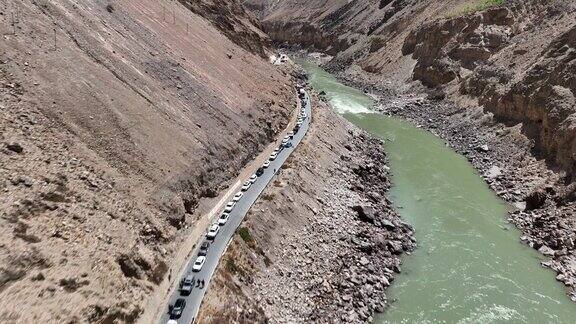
[299,61,576,323]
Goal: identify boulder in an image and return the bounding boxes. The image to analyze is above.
[387,240,403,254]
[485,165,502,179]
[476,144,489,152]
[380,219,396,231]
[351,205,377,223]
[5,141,23,153]
[538,245,556,256]
[525,189,547,210]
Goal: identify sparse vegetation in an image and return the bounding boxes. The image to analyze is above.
[448,0,505,17]
[261,193,275,201]
[225,258,245,277]
[238,227,253,243]
[462,0,505,15]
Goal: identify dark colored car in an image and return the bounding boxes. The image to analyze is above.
[293,126,300,134]
[198,241,210,256]
[179,274,195,296]
[170,298,186,319]
[256,167,264,176]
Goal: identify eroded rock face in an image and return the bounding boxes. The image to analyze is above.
[178,0,271,57]
[404,4,576,178]
[486,27,576,177]
[403,7,514,87]
[402,8,512,87]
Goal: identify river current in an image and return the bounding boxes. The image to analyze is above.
[300,60,576,323]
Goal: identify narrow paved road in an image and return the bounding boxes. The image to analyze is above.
[158,90,312,324]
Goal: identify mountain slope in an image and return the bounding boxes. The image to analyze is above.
[0,0,294,322]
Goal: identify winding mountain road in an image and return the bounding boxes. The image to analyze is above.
[158,90,312,324]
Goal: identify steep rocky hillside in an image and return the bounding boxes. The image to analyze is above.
[0,0,294,322]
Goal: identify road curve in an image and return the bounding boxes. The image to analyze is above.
[158,90,312,324]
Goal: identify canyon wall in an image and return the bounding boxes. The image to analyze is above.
[251,0,576,179]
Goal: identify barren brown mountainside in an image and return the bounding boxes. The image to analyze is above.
[0,0,294,322]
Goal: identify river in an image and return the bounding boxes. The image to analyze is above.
[299,60,576,323]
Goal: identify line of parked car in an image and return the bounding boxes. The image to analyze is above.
[167,88,307,323]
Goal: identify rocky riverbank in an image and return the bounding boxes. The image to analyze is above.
[198,92,415,323]
[328,68,576,302]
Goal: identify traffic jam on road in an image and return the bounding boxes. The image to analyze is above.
[166,88,309,322]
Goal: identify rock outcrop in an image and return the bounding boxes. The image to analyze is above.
[403,3,576,178]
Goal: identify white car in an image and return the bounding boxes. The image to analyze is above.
[167,320,178,324]
[287,131,294,139]
[263,160,271,168]
[224,201,235,213]
[269,152,278,161]
[249,174,257,184]
[281,138,289,146]
[296,121,303,127]
[241,181,251,191]
[233,192,243,202]
[218,212,230,226]
[192,256,206,272]
[206,224,219,240]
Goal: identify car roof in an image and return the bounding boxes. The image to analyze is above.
[175,298,185,306]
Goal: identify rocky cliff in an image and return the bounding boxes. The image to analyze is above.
[403,2,576,179]
[0,0,294,322]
